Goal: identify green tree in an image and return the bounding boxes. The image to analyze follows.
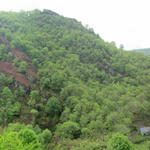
[18,128,37,145]
[109,133,133,150]
[50,71,66,91]
[2,87,13,100]
[0,132,24,150]
[0,131,41,150]
[45,96,62,117]
[55,121,81,139]
[39,129,52,144]
[39,129,52,149]
[28,90,40,107]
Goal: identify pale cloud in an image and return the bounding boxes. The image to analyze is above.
[0,0,150,50]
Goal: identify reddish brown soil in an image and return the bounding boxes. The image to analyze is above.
[13,49,30,62]
[0,62,30,87]
[0,36,39,87]
[28,69,40,80]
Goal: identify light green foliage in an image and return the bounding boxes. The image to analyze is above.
[109,133,133,150]
[30,90,40,101]
[0,131,41,150]
[18,61,27,73]
[0,132,24,150]
[2,86,13,100]
[39,129,52,144]
[18,128,37,145]
[55,121,81,139]
[39,129,52,149]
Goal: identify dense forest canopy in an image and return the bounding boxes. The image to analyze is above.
[0,9,150,149]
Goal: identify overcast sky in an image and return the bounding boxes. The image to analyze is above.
[0,0,150,50]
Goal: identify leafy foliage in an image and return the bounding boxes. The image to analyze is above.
[109,133,133,150]
[0,130,41,150]
[45,96,62,117]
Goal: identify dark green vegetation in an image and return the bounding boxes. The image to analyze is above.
[0,9,150,149]
[132,48,150,55]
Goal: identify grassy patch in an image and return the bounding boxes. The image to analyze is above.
[131,135,150,144]
[134,142,149,150]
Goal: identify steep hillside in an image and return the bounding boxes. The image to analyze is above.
[1,9,150,149]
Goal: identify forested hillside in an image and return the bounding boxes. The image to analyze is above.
[1,9,150,149]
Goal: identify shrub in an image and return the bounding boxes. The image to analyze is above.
[18,128,37,145]
[39,129,52,144]
[109,133,133,150]
[0,132,24,150]
[0,131,41,150]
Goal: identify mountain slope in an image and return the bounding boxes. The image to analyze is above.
[0,9,150,149]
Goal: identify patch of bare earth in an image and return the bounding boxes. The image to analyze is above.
[0,62,30,87]
[0,36,39,87]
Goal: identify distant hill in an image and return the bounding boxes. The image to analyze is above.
[132,48,150,54]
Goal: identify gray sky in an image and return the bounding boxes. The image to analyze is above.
[0,0,150,50]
